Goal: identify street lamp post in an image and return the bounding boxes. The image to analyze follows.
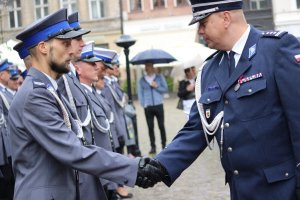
[115,34,141,156]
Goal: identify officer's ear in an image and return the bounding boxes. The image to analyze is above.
[73,61,81,76]
[222,11,232,28]
[36,41,48,55]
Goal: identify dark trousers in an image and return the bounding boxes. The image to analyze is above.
[144,104,166,149]
[0,158,14,200]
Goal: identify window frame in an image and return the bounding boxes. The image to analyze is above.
[88,0,105,20]
[60,0,78,13]
[128,0,143,13]
[8,0,22,28]
[34,0,49,20]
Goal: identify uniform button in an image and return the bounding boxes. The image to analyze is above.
[225,100,229,104]
[124,179,128,184]
[248,89,252,93]
[224,123,230,128]
[227,147,233,152]
[233,170,239,175]
[207,98,211,102]
[285,172,289,177]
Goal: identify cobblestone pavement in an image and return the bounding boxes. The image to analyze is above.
[127,95,230,200]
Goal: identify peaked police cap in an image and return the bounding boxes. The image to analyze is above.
[68,12,91,37]
[16,8,79,49]
[188,0,243,25]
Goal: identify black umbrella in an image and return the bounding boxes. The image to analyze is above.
[130,48,177,65]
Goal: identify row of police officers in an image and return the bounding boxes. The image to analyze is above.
[0,8,163,200]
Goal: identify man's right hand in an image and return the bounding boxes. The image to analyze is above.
[135,157,166,188]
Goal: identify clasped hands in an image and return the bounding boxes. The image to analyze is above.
[135,157,167,188]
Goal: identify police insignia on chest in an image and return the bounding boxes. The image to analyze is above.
[205,109,211,119]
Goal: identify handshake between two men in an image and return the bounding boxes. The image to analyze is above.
[135,157,168,188]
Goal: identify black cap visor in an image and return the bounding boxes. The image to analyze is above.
[188,13,211,26]
[81,56,102,63]
[55,29,82,39]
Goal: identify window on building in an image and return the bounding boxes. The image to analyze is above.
[153,0,165,9]
[89,0,105,19]
[297,0,300,9]
[175,0,189,7]
[61,0,77,13]
[129,0,142,12]
[34,0,49,20]
[8,0,22,28]
[250,0,268,10]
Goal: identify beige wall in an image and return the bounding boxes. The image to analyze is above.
[0,0,121,48]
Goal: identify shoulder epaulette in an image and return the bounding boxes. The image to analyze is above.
[205,50,220,61]
[32,79,46,89]
[261,31,288,38]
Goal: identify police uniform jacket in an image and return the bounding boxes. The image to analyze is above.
[8,68,138,200]
[84,87,112,151]
[101,79,128,144]
[57,70,107,200]
[95,91,120,149]
[0,86,12,165]
[57,69,93,144]
[156,27,300,200]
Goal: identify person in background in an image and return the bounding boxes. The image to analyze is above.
[0,59,14,200]
[177,66,196,117]
[137,62,168,155]
[6,67,20,98]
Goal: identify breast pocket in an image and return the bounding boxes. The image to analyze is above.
[236,79,266,99]
[234,79,270,121]
[199,89,222,121]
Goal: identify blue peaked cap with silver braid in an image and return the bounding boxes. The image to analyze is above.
[188,0,243,25]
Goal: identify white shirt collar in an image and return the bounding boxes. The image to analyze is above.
[104,76,113,85]
[69,62,76,76]
[43,72,58,90]
[0,83,6,90]
[7,88,16,95]
[231,25,251,56]
[81,83,93,93]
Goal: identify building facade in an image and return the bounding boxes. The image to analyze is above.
[243,0,274,30]
[272,0,300,38]
[0,0,122,49]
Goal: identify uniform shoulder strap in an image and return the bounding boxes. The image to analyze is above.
[32,78,47,89]
[261,31,288,39]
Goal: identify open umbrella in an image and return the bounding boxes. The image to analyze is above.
[130,48,176,65]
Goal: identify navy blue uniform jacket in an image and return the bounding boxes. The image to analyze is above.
[156,27,300,200]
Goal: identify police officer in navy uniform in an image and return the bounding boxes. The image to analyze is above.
[138,0,300,199]
[9,8,163,200]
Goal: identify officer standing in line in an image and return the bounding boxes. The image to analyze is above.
[102,60,127,156]
[9,8,163,200]
[5,67,20,100]
[0,59,15,200]
[138,0,300,199]
[13,42,32,70]
[75,43,121,200]
[94,47,133,198]
[57,13,105,199]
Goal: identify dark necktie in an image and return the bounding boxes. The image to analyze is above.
[228,51,236,76]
